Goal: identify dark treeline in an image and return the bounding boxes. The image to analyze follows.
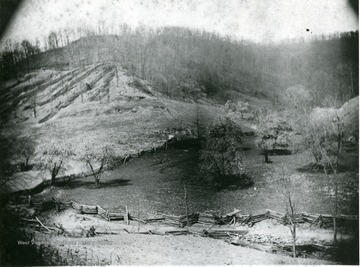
[0,25,358,107]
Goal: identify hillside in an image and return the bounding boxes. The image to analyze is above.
[0,60,272,192]
[0,46,358,191]
[0,28,358,192]
[2,29,358,106]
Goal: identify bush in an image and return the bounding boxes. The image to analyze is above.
[200,118,252,188]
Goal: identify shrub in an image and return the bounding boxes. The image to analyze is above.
[256,112,293,163]
[200,118,252,188]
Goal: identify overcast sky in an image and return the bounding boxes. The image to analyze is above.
[1,0,358,45]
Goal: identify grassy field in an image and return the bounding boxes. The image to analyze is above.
[32,139,358,217]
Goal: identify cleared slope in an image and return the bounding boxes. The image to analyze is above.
[0,63,229,190]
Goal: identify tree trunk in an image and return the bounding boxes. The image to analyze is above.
[350,67,354,97]
[333,181,338,243]
[264,152,270,163]
[88,161,100,187]
[51,173,56,185]
[184,184,189,227]
[333,216,337,243]
[195,105,202,139]
[292,227,296,258]
[333,121,340,243]
[95,176,100,187]
[115,66,119,86]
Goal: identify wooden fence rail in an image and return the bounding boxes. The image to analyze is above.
[20,197,359,228]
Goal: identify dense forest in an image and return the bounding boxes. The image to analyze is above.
[0,25,358,107]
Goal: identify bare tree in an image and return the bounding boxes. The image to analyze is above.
[15,135,36,170]
[272,165,303,258]
[36,142,71,185]
[301,110,346,243]
[79,146,113,187]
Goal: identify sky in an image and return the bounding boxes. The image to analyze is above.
[1,0,358,46]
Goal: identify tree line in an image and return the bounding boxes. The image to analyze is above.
[0,25,358,108]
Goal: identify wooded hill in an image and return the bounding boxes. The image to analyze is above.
[1,26,358,107]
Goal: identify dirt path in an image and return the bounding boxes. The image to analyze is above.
[34,232,334,265]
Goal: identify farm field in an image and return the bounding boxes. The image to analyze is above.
[32,144,358,217]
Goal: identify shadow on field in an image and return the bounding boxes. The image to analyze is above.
[334,236,359,265]
[296,162,357,174]
[296,163,325,174]
[55,178,132,189]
